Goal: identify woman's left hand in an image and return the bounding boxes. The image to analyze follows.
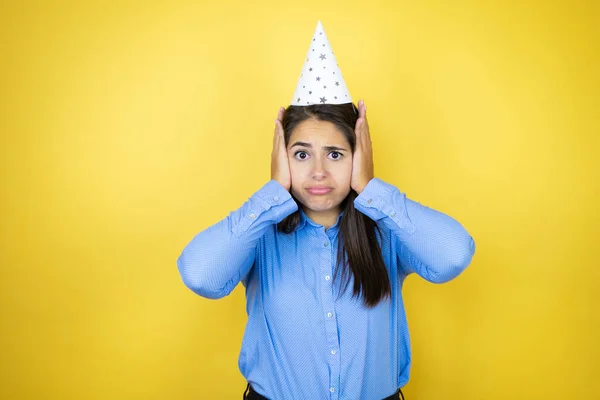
[351,99,374,194]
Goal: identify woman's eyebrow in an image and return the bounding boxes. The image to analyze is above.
[290,141,348,151]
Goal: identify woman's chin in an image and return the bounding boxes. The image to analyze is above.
[301,198,340,213]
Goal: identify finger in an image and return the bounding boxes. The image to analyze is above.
[274,105,284,134]
[274,126,285,157]
[355,119,364,152]
[355,101,367,132]
[354,116,362,137]
[356,119,370,152]
[275,119,287,152]
[357,99,366,119]
[275,118,284,139]
[273,118,280,147]
[277,108,285,138]
[363,118,371,143]
[361,102,371,143]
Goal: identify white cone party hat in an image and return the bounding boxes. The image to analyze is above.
[290,21,353,106]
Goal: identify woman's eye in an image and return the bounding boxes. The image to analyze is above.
[295,151,308,160]
[329,151,342,160]
[294,151,342,160]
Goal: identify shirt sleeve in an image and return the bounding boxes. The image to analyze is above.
[177,180,298,299]
[354,178,476,283]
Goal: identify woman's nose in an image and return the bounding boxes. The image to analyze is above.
[312,158,327,179]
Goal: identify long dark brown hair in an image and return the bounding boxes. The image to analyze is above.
[277,103,391,308]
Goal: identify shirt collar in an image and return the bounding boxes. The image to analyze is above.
[296,207,344,233]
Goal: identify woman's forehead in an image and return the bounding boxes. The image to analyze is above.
[289,119,348,145]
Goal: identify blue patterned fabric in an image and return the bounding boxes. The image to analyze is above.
[177,178,475,400]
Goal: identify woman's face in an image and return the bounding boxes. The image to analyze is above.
[287,118,353,216]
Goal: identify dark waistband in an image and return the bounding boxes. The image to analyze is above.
[244,383,404,400]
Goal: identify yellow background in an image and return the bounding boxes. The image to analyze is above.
[1,1,598,399]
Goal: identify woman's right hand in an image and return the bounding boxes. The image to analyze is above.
[271,107,292,191]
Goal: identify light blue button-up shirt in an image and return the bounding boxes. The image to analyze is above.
[177,178,475,400]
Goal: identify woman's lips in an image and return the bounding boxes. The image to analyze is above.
[307,187,332,195]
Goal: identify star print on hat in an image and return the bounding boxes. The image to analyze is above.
[290,20,353,106]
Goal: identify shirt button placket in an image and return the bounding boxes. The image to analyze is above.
[320,234,339,399]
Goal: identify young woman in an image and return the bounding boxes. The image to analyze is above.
[177,100,476,399]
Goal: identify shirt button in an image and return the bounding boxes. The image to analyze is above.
[325,275,330,281]
[330,387,335,393]
[390,211,396,217]
[367,199,372,204]
[249,213,256,218]
[327,312,332,318]
[324,242,329,247]
[273,196,279,201]
[331,350,336,355]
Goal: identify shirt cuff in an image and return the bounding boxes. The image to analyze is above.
[354,178,416,235]
[231,180,297,237]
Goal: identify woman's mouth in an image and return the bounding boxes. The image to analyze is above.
[307,187,333,195]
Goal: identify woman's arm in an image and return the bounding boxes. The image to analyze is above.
[177,180,297,299]
[354,178,475,283]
